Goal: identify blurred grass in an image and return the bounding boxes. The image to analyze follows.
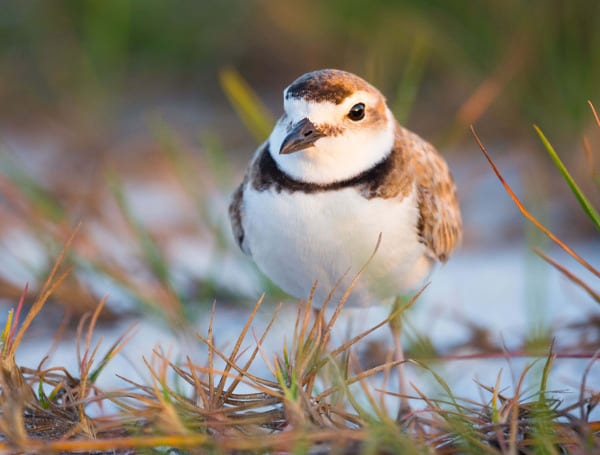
[0,2,598,452]
[219,67,274,143]
[0,262,597,452]
[1,0,599,143]
[472,104,600,308]
[0,102,596,455]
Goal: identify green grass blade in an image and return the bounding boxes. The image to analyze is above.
[219,67,274,143]
[108,174,171,287]
[0,156,66,222]
[37,378,51,409]
[534,125,600,231]
[392,36,429,125]
[1,309,13,353]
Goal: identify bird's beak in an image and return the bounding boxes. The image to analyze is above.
[279,118,325,155]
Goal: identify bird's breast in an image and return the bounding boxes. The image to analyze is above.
[242,184,431,307]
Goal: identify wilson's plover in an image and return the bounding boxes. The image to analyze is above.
[230,69,461,309]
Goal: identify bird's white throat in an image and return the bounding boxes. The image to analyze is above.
[269,98,396,184]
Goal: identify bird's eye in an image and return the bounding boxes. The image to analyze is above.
[348,103,365,121]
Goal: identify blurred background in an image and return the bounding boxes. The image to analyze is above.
[0,0,598,326]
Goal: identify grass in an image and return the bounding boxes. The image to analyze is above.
[0,64,599,454]
[0,107,598,452]
[0,259,597,453]
[2,1,600,144]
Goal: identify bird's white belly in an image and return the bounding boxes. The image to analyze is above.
[243,186,431,307]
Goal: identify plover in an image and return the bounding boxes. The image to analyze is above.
[229,69,461,309]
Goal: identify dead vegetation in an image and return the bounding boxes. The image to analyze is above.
[0,104,598,453]
[0,240,598,453]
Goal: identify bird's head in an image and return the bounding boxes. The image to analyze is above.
[269,69,396,184]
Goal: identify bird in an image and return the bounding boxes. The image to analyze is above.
[229,69,461,415]
[229,68,461,307]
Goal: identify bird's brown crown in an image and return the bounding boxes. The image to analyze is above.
[285,69,377,105]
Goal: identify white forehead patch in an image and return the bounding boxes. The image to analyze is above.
[283,90,379,124]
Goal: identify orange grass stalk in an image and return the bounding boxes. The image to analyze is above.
[471,126,600,280]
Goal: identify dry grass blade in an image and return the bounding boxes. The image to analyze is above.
[321,284,427,370]
[207,302,215,405]
[224,300,281,399]
[344,355,398,427]
[323,233,383,342]
[471,125,600,280]
[306,272,346,345]
[533,247,600,304]
[508,361,537,454]
[195,334,281,390]
[144,300,287,426]
[295,283,318,352]
[582,135,600,189]
[145,354,282,426]
[590,100,600,127]
[0,297,136,445]
[184,355,210,410]
[142,353,190,435]
[316,359,404,402]
[274,235,387,398]
[5,428,369,453]
[77,298,107,377]
[431,351,598,361]
[214,294,264,404]
[406,384,492,453]
[456,34,527,129]
[8,226,79,358]
[89,325,137,387]
[578,351,600,421]
[0,434,212,453]
[72,299,109,434]
[296,321,326,386]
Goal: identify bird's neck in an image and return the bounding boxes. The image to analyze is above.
[269,118,396,185]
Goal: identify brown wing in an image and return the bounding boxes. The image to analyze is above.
[229,178,251,255]
[396,125,462,262]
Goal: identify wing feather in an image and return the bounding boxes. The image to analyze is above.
[229,178,251,255]
[395,125,462,262]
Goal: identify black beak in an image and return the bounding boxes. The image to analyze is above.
[279,118,325,155]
